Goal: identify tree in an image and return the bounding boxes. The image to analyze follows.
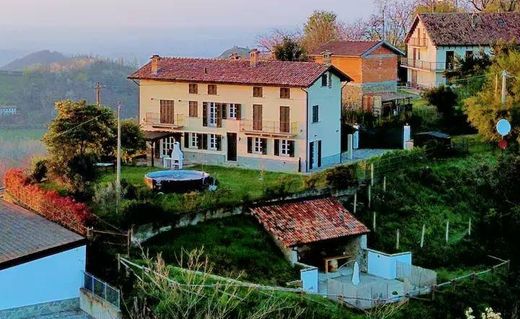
[415,0,463,13]
[465,49,520,143]
[465,0,519,11]
[300,10,347,54]
[120,119,146,162]
[273,37,306,61]
[257,29,299,53]
[43,100,115,186]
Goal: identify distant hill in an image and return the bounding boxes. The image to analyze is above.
[218,46,250,59]
[1,50,69,71]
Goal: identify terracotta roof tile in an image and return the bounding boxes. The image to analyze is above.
[129,57,349,87]
[310,40,403,56]
[414,12,520,46]
[250,197,369,247]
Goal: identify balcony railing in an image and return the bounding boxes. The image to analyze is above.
[400,58,454,72]
[408,37,428,47]
[144,112,185,129]
[239,120,299,136]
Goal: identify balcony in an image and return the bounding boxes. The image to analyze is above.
[239,120,299,137]
[408,37,428,47]
[400,58,453,72]
[143,112,185,129]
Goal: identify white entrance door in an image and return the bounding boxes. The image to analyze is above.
[160,137,176,157]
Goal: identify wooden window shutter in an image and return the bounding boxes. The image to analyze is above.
[274,139,279,156]
[189,101,198,117]
[261,138,267,155]
[222,104,227,119]
[160,100,175,124]
[247,137,253,154]
[253,104,262,130]
[317,140,322,167]
[202,102,208,127]
[288,141,295,157]
[216,103,223,128]
[197,133,203,149]
[280,106,290,133]
[184,132,189,148]
[236,104,241,120]
[202,134,208,150]
[309,142,314,170]
[216,135,222,151]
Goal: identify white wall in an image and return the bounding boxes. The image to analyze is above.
[0,246,86,311]
[307,72,342,171]
[366,249,412,280]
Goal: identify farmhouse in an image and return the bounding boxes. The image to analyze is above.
[310,40,412,117]
[129,51,351,173]
[402,12,520,88]
[0,200,87,317]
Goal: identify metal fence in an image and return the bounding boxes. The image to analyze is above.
[396,262,437,295]
[83,272,121,309]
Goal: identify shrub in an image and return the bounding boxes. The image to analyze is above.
[4,168,92,235]
[121,200,174,229]
[31,158,48,183]
[325,165,358,190]
[423,85,458,118]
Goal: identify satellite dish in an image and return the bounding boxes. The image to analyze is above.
[496,119,512,137]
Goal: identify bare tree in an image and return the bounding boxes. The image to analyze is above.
[465,0,518,11]
[257,29,300,53]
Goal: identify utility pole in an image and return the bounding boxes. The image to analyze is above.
[95,82,102,106]
[116,102,122,211]
[501,70,507,106]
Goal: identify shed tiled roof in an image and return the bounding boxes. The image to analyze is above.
[0,200,84,267]
[310,40,404,57]
[250,197,369,248]
[129,57,350,87]
[410,12,520,46]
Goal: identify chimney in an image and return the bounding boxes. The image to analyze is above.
[249,49,259,67]
[229,52,241,61]
[151,54,161,75]
[322,50,332,66]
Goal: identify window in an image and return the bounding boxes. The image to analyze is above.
[161,136,175,157]
[253,104,262,130]
[465,50,474,60]
[228,104,238,119]
[446,51,455,70]
[247,137,267,155]
[190,133,199,148]
[209,102,217,126]
[209,134,218,150]
[253,86,263,97]
[280,87,290,99]
[274,139,295,157]
[160,100,175,124]
[312,105,319,123]
[189,83,198,94]
[321,73,328,87]
[189,101,198,117]
[208,84,217,95]
[280,106,290,133]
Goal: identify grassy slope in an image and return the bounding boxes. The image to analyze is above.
[143,215,299,286]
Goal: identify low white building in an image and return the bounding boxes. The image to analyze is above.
[0,200,87,318]
[402,12,520,88]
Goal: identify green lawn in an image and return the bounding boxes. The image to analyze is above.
[143,215,299,286]
[98,164,306,202]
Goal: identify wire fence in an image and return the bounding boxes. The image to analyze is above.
[83,271,121,309]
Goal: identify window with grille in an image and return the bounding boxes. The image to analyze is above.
[208,84,217,95]
[280,87,290,99]
[189,101,198,117]
[228,104,237,119]
[190,133,198,148]
[209,134,218,150]
[189,83,198,94]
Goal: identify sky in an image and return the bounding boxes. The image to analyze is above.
[0,0,376,63]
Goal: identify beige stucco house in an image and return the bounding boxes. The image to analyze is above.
[402,12,520,88]
[129,51,351,173]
